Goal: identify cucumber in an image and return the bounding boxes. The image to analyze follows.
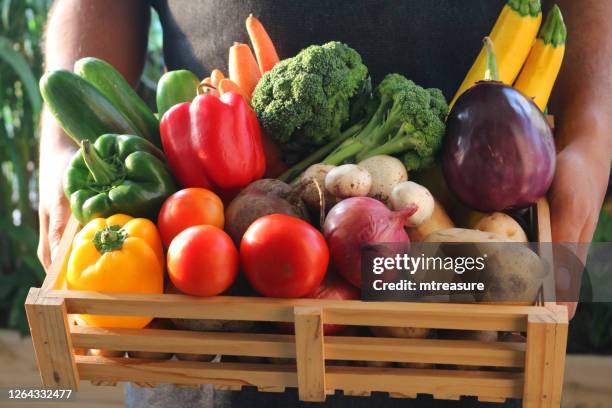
[40,70,140,144]
[75,57,161,147]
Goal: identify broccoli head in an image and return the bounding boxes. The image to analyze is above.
[251,42,368,162]
[322,73,448,171]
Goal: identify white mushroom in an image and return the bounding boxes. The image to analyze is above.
[357,155,408,203]
[390,181,434,227]
[324,164,372,198]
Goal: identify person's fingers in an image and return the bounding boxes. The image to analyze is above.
[48,194,71,263]
[37,207,51,271]
[557,301,577,320]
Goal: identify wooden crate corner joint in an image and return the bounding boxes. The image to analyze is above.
[294,306,326,402]
[25,290,80,390]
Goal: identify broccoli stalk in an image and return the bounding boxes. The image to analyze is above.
[278,121,365,182]
[323,74,447,167]
[279,73,447,182]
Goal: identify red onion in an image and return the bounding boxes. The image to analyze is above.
[323,197,417,287]
[276,272,360,335]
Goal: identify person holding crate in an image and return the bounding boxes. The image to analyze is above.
[37,1,611,407]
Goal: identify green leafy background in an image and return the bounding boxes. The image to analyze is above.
[0,1,610,354]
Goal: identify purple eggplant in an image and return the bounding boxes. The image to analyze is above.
[442,38,556,212]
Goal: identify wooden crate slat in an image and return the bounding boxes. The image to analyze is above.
[47,290,554,331]
[76,355,298,388]
[523,313,558,407]
[72,326,525,368]
[547,304,569,408]
[324,308,528,331]
[25,289,79,389]
[325,336,525,368]
[71,326,295,358]
[325,365,523,400]
[294,307,326,402]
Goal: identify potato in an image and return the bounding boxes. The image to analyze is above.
[166,283,256,333]
[128,319,174,360]
[171,318,255,333]
[423,227,512,244]
[477,245,544,303]
[299,164,338,210]
[425,228,544,303]
[439,330,498,370]
[370,326,430,339]
[473,212,528,242]
[408,199,454,242]
[176,353,216,362]
[358,155,407,203]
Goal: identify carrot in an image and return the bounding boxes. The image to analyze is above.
[218,78,249,101]
[211,69,225,87]
[246,14,280,74]
[198,77,218,96]
[228,42,261,100]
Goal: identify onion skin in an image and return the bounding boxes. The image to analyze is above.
[323,197,416,287]
[442,82,555,212]
[276,273,360,335]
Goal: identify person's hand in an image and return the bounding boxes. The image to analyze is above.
[37,115,77,271]
[549,141,610,319]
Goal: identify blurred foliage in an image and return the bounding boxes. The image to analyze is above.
[568,202,612,354]
[0,0,50,335]
[0,2,163,335]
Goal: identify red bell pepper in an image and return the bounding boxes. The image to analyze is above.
[160,91,266,192]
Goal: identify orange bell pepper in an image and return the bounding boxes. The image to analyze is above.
[67,214,164,328]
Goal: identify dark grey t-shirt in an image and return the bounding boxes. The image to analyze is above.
[131,1,518,407]
[151,0,505,99]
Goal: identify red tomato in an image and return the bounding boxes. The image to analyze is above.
[240,214,329,298]
[157,188,224,247]
[167,225,238,297]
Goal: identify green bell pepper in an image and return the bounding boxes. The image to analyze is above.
[156,69,200,118]
[64,134,177,225]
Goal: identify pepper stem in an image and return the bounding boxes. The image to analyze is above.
[483,37,500,82]
[81,140,119,185]
[197,82,217,95]
[93,225,127,253]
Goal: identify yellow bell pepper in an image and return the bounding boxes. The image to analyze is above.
[67,214,164,328]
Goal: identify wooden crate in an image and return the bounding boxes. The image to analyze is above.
[26,198,567,407]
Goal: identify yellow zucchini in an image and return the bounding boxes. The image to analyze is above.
[449,0,542,109]
[514,5,566,111]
